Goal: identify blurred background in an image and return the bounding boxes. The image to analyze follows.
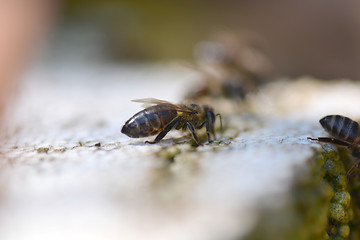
[57,0,360,78]
[3,0,360,121]
[1,0,360,119]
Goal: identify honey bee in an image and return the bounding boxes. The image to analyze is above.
[183,62,252,102]
[308,115,360,176]
[121,98,222,145]
[185,32,273,102]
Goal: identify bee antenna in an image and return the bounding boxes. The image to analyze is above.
[216,113,223,132]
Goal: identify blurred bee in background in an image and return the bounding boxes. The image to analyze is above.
[308,115,360,177]
[121,98,222,146]
[184,31,274,104]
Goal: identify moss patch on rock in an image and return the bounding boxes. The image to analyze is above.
[244,148,360,240]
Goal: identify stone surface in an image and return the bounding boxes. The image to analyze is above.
[1,65,360,240]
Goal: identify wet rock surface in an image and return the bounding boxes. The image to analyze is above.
[1,65,360,240]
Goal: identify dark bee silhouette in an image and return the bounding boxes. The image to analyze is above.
[121,98,222,145]
[185,32,273,102]
[308,115,360,176]
[183,63,252,102]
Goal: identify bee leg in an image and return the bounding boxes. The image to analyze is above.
[145,116,181,144]
[205,121,212,143]
[307,137,351,147]
[347,159,360,178]
[186,122,202,146]
[206,110,216,142]
[216,113,223,133]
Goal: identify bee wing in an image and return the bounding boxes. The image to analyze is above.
[132,98,176,106]
[131,98,195,113]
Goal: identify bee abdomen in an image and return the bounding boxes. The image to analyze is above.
[121,106,177,138]
[320,115,360,142]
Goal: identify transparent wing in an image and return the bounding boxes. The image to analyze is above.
[131,98,195,113]
[132,98,177,106]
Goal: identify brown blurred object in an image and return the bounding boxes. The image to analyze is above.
[240,0,360,79]
[0,1,58,128]
[184,32,273,108]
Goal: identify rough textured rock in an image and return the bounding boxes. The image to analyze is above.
[1,65,360,240]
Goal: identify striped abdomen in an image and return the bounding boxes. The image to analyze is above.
[320,115,360,143]
[121,105,177,138]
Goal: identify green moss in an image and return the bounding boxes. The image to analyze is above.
[334,175,348,191]
[243,150,333,240]
[332,191,351,209]
[53,147,66,153]
[244,147,360,240]
[337,224,350,238]
[329,203,346,223]
[324,158,346,178]
[322,149,360,240]
[322,232,330,240]
[36,147,49,153]
[156,146,181,163]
